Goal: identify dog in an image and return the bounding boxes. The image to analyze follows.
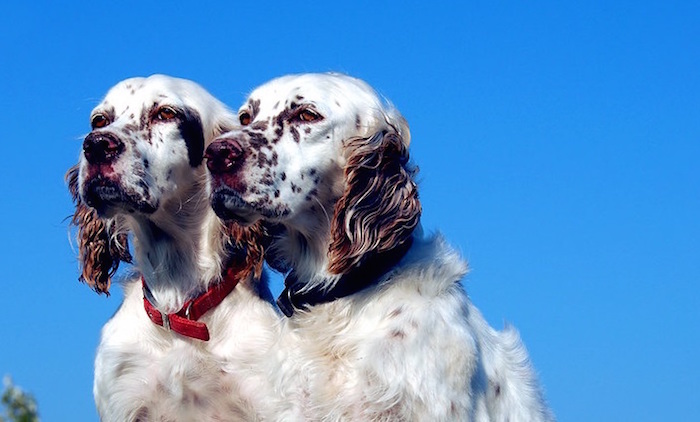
[67,75,280,421]
[206,73,554,421]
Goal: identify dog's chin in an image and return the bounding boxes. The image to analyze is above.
[210,187,264,226]
[83,177,157,218]
[210,185,295,226]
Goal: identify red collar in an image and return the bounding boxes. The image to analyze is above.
[142,266,240,341]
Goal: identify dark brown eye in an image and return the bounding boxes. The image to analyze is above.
[91,114,109,129]
[239,111,251,126]
[156,106,178,121]
[298,109,321,123]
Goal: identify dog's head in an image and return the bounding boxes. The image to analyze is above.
[67,75,237,293]
[206,73,420,275]
[77,75,234,218]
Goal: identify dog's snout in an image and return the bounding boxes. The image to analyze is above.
[83,132,124,164]
[205,138,245,174]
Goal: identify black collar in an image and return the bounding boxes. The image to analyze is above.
[277,237,414,317]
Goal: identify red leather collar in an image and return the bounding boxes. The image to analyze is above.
[142,266,240,341]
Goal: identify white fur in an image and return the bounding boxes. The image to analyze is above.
[209,73,554,421]
[76,75,280,421]
[274,233,553,421]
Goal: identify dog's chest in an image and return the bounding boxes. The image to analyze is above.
[284,295,423,419]
[95,288,263,421]
[111,342,250,420]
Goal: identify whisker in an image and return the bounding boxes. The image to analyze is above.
[313,196,332,228]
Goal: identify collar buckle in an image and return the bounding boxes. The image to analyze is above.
[162,312,171,331]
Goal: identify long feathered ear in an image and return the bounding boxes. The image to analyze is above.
[66,165,131,295]
[327,130,421,275]
[223,220,270,281]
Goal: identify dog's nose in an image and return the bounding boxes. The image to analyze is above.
[205,138,244,174]
[83,132,124,164]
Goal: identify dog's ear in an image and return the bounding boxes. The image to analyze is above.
[224,220,269,281]
[66,165,131,295]
[327,130,421,274]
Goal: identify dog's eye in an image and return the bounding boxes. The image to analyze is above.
[91,114,109,129]
[239,112,251,126]
[156,106,178,121]
[297,109,322,123]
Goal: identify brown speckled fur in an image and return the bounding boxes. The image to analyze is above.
[327,131,421,275]
[66,165,131,294]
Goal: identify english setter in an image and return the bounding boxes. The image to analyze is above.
[206,73,554,421]
[67,75,280,421]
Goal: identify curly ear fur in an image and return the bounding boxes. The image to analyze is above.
[223,220,270,281]
[66,165,131,295]
[327,131,421,275]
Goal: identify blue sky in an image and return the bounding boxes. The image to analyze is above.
[1,1,698,420]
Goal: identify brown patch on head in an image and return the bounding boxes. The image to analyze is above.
[66,165,131,294]
[248,98,261,120]
[327,131,421,274]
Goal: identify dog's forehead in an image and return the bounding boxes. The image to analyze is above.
[248,74,379,113]
[95,75,205,115]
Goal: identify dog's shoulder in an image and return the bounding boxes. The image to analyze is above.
[320,234,481,418]
[390,232,469,295]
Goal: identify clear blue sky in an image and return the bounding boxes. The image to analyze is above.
[1,1,698,420]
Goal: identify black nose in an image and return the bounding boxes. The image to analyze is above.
[205,138,244,174]
[83,132,124,164]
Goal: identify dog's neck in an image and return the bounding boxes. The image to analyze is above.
[272,189,420,313]
[274,203,342,291]
[282,229,335,286]
[128,188,227,313]
[277,229,414,317]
